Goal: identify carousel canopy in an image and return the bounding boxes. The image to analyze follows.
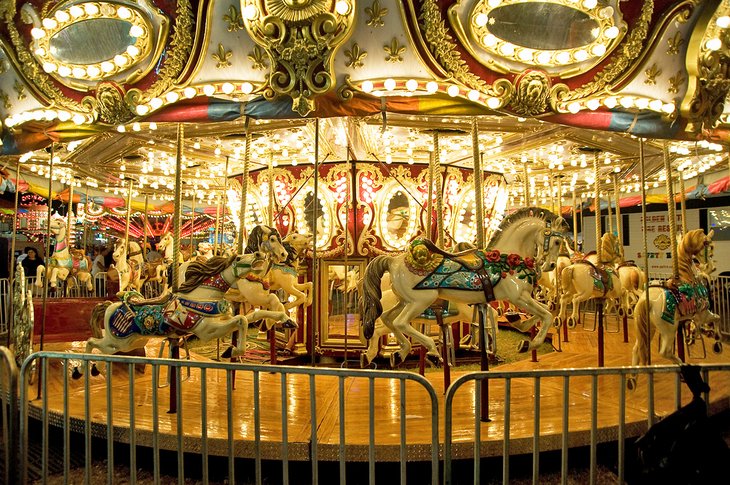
[0,0,729,208]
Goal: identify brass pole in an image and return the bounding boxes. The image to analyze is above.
[678,172,687,235]
[38,144,55,399]
[214,195,221,256]
[189,196,196,256]
[556,175,563,219]
[268,152,274,226]
[594,153,602,260]
[82,185,89,256]
[523,163,530,206]
[124,179,133,252]
[662,141,679,280]
[639,139,651,367]
[472,118,485,248]
[613,174,623,258]
[606,183,613,236]
[238,118,251,253]
[572,192,578,252]
[172,124,184,292]
[67,183,74,250]
[426,151,434,239]
[7,159,21,347]
[549,174,556,213]
[433,132,443,247]
[143,194,149,259]
[311,118,320,366]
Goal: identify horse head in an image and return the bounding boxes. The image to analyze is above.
[232,251,269,278]
[49,216,66,236]
[112,239,128,263]
[246,225,288,264]
[157,232,173,251]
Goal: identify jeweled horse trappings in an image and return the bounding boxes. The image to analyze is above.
[80,252,295,373]
[361,208,567,367]
[36,217,93,294]
[628,229,719,389]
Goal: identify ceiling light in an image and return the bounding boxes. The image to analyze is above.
[426,81,438,93]
[362,80,374,93]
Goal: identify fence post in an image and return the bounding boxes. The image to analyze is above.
[0,346,19,485]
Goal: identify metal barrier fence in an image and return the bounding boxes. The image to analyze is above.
[18,350,440,485]
[712,275,730,339]
[443,364,730,485]
[0,346,19,485]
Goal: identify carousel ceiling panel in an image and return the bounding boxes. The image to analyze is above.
[0,43,45,120]
[188,0,267,88]
[333,0,433,91]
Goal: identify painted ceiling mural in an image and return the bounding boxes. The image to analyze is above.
[0,0,729,155]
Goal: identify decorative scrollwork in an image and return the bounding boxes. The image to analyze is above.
[244,0,355,116]
[84,82,135,125]
[510,71,550,117]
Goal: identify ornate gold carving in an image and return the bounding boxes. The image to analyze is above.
[213,43,233,69]
[384,38,405,63]
[644,64,661,85]
[558,0,654,103]
[0,90,11,110]
[510,71,550,116]
[345,43,367,69]
[667,31,684,55]
[224,5,245,31]
[668,71,685,94]
[365,0,388,28]
[84,82,135,125]
[1,0,193,123]
[0,58,7,75]
[244,0,355,116]
[248,46,269,70]
[13,80,26,100]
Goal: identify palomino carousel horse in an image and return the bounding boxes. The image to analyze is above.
[557,233,626,328]
[361,208,568,367]
[107,238,139,292]
[36,217,94,294]
[79,251,296,375]
[628,229,720,389]
[269,232,314,311]
[225,225,295,330]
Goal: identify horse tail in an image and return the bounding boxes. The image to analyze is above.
[90,301,112,339]
[633,295,651,365]
[560,265,574,294]
[360,255,391,340]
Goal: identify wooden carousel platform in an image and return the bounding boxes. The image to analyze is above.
[26,319,730,462]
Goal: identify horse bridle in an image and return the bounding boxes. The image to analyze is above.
[232,255,266,279]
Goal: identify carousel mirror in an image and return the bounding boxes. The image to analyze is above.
[486,4,598,50]
[319,259,366,348]
[293,186,333,249]
[378,182,419,250]
[49,19,135,64]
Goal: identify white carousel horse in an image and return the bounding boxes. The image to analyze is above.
[127,240,167,294]
[157,232,184,264]
[628,229,720,389]
[79,251,296,374]
[269,232,314,311]
[36,217,94,294]
[197,242,215,260]
[224,225,295,330]
[557,233,626,328]
[361,208,568,367]
[617,261,646,316]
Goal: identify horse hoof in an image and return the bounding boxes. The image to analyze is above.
[517,340,530,353]
[221,346,233,359]
[90,364,100,377]
[390,352,404,368]
[424,353,442,368]
[71,367,83,380]
[548,301,555,311]
[554,317,562,328]
[713,341,723,354]
[626,377,637,391]
[567,318,576,329]
[360,353,368,369]
[279,319,298,329]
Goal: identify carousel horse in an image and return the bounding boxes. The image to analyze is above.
[197,242,215,261]
[127,240,167,293]
[361,208,568,367]
[617,260,646,316]
[557,233,626,328]
[36,217,94,294]
[157,232,184,264]
[225,225,294,330]
[64,249,94,294]
[628,229,720,389]
[176,242,215,288]
[107,238,139,292]
[79,251,296,375]
[268,232,314,311]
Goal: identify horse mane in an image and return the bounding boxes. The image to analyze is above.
[677,229,707,282]
[245,225,281,254]
[280,241,298,266]
[179,253,237,293]
[488,207,565,249]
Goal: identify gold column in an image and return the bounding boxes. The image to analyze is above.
[238,118,251,253]
[172,124,184,292]
[472,118,485,249]
[594,153,602,259]
[662,141,679,280]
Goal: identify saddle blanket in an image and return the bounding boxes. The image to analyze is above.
[661,283,709,324]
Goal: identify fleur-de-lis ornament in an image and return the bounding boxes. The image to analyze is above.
[248,46,268,70]
[365,0,387,27]
[223,5,244,32]
[345,43,367,69]
[384,37,405,63]
[212,43,232,69]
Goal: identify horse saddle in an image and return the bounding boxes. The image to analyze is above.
[659,282,710,324]
[419,239,484,271]
[618,260,638,269]
[121,290,174,307]
[575,260,614,294]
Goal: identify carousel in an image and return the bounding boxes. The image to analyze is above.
[1,0,730,483]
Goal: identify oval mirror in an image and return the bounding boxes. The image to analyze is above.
[49,19,134,65]
[379,183,418,250]
[487,3,598,50]
[298,189,331,249]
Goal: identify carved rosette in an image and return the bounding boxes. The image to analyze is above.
[83,82,136,125]
[243,0,355,116]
